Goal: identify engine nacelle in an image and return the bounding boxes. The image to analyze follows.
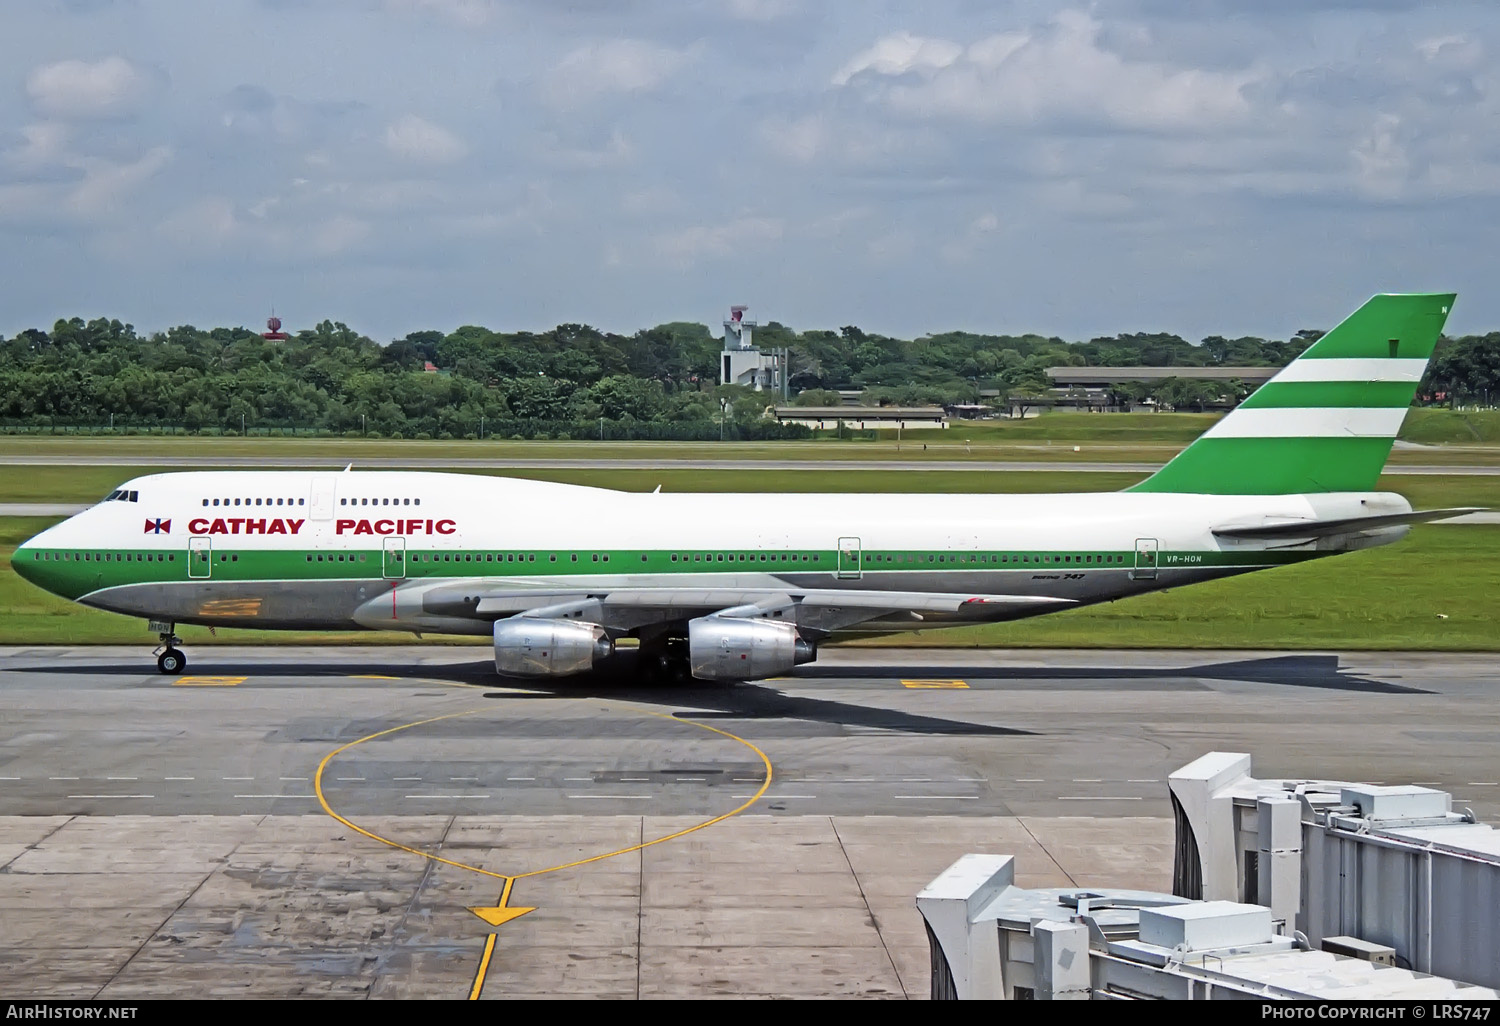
[493,618,613,678]
[687,617,816,681]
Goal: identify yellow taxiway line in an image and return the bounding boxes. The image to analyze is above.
[314,687,774,1000]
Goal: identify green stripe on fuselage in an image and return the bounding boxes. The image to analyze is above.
[17,543,1331,607]
[1237,381,1418,409]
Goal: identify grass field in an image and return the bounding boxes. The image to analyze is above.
[8,465,1500,507]
[1399,408,1500,444]
[3,409,1498,471]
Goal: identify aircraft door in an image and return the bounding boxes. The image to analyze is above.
[189,537,212,579]
[310,475,336,521]
[1131,538,1159,580]
[382,536,406,579]
[837,537,862,580]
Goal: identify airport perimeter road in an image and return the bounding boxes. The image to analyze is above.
[1,645,1494,998]
[1,454,1498,474]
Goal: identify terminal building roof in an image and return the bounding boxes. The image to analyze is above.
[1047,366,1279,385]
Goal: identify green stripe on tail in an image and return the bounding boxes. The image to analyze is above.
[1130,292,1455,495]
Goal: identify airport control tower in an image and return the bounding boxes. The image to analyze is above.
[719,306,787,395]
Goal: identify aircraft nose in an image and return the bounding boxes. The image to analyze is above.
[11,523,63,593]
[12,539,43,587]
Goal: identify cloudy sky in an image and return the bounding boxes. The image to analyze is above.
[2,0,1498,343]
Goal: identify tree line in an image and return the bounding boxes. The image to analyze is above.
[0,316,1495,437]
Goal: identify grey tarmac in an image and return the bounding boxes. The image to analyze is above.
[0,645,1494,998]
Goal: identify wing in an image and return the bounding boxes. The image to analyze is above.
[356,580,1075,636]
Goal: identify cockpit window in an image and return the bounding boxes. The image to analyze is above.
[99,489,140,504]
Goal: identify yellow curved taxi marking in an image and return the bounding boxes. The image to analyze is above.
[314,699,773,1000]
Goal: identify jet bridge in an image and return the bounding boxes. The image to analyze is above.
[920,752,1500,999]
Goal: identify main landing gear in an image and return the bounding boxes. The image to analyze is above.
[152,622,187,675]
[636,633,692,685]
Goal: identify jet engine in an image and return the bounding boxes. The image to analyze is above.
[493,618,613,677]
[687,617,816,681]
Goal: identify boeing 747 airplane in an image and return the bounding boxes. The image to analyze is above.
[12,293,1476,682]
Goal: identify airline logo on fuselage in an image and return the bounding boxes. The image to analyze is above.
[336,518,456,535]
[183,517,454,536]
[144,518,171,534]
[189,517,305,535]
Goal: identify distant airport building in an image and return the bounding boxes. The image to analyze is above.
[720,306,788,396]
[1045,366,1279,388]
[773,406,947,430]
[1043,365,1279,413]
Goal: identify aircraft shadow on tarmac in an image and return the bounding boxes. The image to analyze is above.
[15,652,1428,739]
[789,654,1434,696]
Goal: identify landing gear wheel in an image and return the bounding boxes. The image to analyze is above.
[637,635,693,685]
[661,637,692,685]
[157,648,187,675]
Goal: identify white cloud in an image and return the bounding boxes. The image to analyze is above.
[837,11,1254,132]
[383,115,468,163]
[652,216,783,266]
[757,113,925,168]
[540,129,635,169]
[68,145,172,216]
[385,0,500,28]
[5,123,72,171]
[725,0,801,21]
[26,56,157,120]
[1351,113,1411,201]
[833,32,964,86]
[542,40,694,108]
[158,196,371,259]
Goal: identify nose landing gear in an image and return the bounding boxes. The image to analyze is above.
[150,621,187,675]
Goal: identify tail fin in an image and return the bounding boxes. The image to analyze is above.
[1129,292,1455,495]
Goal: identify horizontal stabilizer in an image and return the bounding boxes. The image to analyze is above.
[1211,507,1486,539]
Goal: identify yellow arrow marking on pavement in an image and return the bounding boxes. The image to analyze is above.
[316,702,773,1001]
[469,877,535,928]
[901,679,968,689]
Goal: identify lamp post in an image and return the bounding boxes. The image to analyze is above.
[600,416,605,442]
